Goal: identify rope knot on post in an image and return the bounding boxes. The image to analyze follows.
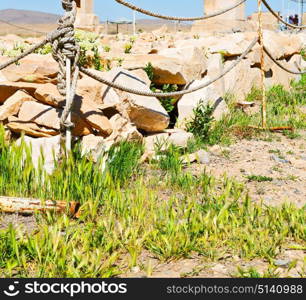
[52,0,80,152]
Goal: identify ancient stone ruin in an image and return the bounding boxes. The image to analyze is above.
[75,0,99,31]
[193,0,247,33]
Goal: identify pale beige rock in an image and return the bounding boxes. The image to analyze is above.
[0,81,41,104]
[0,90,35,121]
[18,101,92,136]
[206,53,226,95]
[129,69,151,87]
[101,68,169,132]
[77,75,103,104]
[262,31,304,59]
[222,59,261,101]
[265,58,300,90]
[72,95,113,137]
[168,130,194,148]
[34,83,64,107]
[17,135,61,174]
[121,54,204,85]
[106,114,143,147]
[177,77,229,127]
[7,116,58,138]
[145,129,193,152]
[0,70,7,82]
[81,134,106,162]
[145,133,170,152]
[158,46,207,82]
[1,54,57,84]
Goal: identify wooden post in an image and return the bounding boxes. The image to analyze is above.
[133,10,136,35]
[0,196,80,217]
[257,0,267,129]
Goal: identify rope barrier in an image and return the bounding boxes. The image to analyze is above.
[80,37,258,98]
[0,0,304,150]
[53,0,80,152]
[262,0,306,30]
[114,0,247,22]
[263,46,306,75]
[0,28,71,71]
[258,0,267,128]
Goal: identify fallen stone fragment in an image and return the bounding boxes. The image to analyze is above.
[81,134,106,162]
[106,114,143,147]
[17,135,61,174]
[168,130,194,148]
[18,101,92,137]
[274,259,291,268]
[144,129,193,152]
[0,81,42,103]
[271,155,291,164]
[101,68,169,132]
[72,96,113,137]
[0,90,35,121]
[182,150,210,165]
[6,116,58,138]
[177,77,229,128]
[34,83,64,107]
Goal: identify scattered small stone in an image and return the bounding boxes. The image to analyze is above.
[131,266,141,273]
[196,150,210,164]
[264,196,273,202]
[271,155,291,164]
[294,189,302,195]
[274,259,291,268]
[182,150,210,165]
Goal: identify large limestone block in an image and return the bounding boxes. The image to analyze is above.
[177,78,229,127]
[34,83,64,107]
[17,135,61,174]
[262,31,304,60]
[18,101,92,136]
[0,82,42,103]
[121,53,205,85]
[1,54,58,84]
[7,116,58,138]
[223,59,261,101]
[72,95,113,137]
[100,68,170,132]
[0,90,35,121]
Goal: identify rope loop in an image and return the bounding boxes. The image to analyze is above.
[51,0,80,136]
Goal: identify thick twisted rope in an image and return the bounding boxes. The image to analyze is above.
[0,28,71,71]
[262,0,306,30]
[263,46,306,75]
[114,0,247,22]
[52,0,80,132]
[80,37,258,98]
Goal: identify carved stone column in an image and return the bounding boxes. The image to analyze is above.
[75,0,100,31]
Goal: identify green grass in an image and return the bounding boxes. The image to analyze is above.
[0,128,305,277]
[186,76,306,148]
[246,175,273,183]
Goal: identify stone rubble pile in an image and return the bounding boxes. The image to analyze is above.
[0,29,305,169]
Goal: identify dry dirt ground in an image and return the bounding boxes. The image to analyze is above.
[204,131,306,208]
[121,131,306,278]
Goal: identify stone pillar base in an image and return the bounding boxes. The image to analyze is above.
[75,13,100,31]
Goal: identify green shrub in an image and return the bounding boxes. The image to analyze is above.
[186,101,214,141]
